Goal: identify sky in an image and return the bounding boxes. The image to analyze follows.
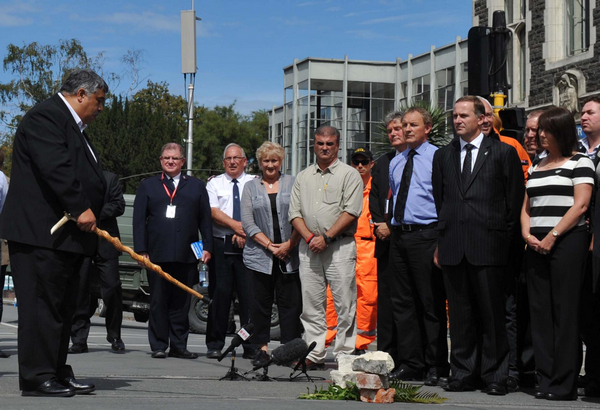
[0,0,474,115]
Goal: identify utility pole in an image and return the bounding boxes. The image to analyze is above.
[181,2,200,175]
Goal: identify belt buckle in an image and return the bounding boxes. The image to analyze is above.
[401,224,412,232]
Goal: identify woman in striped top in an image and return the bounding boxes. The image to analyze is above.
[521,107,595,401]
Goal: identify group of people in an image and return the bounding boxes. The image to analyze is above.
[1,66,599,403]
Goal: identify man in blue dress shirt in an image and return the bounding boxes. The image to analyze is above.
[387,107,449,386]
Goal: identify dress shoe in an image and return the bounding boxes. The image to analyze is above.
[151,350,166,359]
[437,376,450,389]
[242,349,258,360]
[424,372,439,386]
[60,377,95,394]
[506,376,519,392]
[0,349,10,358]
[206,349,222,359]
[251,350,271,367]
[535,390,546,399]
[390,368,423,382]
[443,378,477,392]
[168,348,198,359]
[483,382,507,396]
[304,359,325,370]
[22,378,76,397]
[546,392,576,401]
[68,343,88,354]
[108,337,125,352]
[353,349,366,355]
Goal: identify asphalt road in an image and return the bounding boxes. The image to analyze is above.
[0,303,599,409]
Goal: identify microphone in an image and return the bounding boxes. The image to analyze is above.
[217,323,254,361]
[292,341,317,372]
[251,338,308,371]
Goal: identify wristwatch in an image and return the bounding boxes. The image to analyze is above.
[552,229,559,237]
[323,233,334,245]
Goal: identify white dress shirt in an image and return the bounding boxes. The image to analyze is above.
[460,132,484,171]
[58,92,97,162]
[206,172,255,238]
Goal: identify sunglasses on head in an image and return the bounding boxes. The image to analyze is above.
[352,158,371,166]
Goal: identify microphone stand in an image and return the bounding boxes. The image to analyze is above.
[220,350,249,381]
[289,359,326,382]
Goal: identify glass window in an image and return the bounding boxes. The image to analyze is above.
[347,81,370,97]
[565,0,589,56]
[412,75,430,103]
[372,83,395,99]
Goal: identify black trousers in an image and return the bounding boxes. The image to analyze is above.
[147,262,196,352]
[443,259,509,385]
[249,262,302,344]
[206,237,256,352]
[504,238,523,380]
[516,252,535,381]
[0,264,7,322]
[71,255,123,345]
[581,254,600,388]
[388,226,448,375]
[526,229,588,397]
[9,241,83,390]
[376,244,397,363]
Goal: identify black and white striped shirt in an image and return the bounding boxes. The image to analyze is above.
[526,153,595,234]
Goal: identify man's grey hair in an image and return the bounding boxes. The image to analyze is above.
[161,142,184,157]
[223,143,246,159]
[59,69,109,96]
[314,125,340,143]
[384,110,404,126]
[527,110,545,120]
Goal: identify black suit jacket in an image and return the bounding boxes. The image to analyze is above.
[133,173,213,264]
[0,94,105,255]
[432,136,524,266]
[369,151,395,258]
[98,171,125,260]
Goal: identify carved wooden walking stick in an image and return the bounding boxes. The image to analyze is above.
[51,213,210,303]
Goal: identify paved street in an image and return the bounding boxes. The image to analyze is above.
[0,302,599,409]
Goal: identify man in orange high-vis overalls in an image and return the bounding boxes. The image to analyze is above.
[325,148,377,352]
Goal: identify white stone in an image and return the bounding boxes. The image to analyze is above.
[352,351,395,373]
[330,370,358,389]
[336,354,358,373]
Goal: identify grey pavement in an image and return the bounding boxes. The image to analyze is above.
[0,303,599,409]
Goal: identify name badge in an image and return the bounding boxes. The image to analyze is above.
[166,205,176,218]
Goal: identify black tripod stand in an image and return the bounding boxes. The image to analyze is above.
[288,359,326,382]
[220,350,250,381]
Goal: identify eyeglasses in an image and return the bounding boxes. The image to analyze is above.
[161,156,183,161]
[352,159,371,166]
[224,156,245,163]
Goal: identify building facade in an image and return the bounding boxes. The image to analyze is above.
[269,1,600,175]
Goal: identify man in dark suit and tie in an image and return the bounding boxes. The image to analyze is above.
[432,96,524,395]
[133,143,213,359]
[0,69,108,397]
[369,111,406,365]
[69,170,126,354]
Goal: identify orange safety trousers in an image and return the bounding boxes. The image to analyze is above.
[325,178,377,350]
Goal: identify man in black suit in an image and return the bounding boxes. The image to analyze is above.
[0,69,108,397]
[432,96,524,395]
[69,170,126,354]
[369,110,406,366]
[133,143,213,360]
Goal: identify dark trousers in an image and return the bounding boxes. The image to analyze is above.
[249,262,302,344]
[388,226,448,375]
[443,259,509,385]
[516,257,535,381]
[206,237,256,352]
[376,245,397,362]
[504,239,523,380]
[9,241,83,390]
[581,254,600,388]
[71,255,123,345]
[147,262,196,352]
[526,229,588,397]
[0,264,6,322]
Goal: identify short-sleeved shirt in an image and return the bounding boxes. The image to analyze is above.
[526,153,595,234]
[206,172,256,238]
[289,159,363,236]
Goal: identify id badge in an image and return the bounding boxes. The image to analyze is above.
[166,205,176,218]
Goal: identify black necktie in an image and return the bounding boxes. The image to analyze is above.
[232,178,241,221]
[165,176,175,192]
[462,144,474,189]
[394,149,417,224]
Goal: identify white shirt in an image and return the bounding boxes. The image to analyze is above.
[168,173,181,188]
[0,171,8,212]
[460,132,484,171]
[206,172,255,238]
[57,92,97,162]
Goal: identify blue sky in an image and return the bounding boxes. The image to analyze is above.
[0,0,473,115]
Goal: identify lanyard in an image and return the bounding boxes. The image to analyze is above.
[161,173,178,204]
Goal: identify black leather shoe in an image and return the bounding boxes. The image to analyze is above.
[68,343,88,354]
[22,378,76,397]
[390,368,423,381]
[206,349,221,359]
[424,372,439,386]
[59,377,95,395]
[0,349,10,358]
[582,385,600,397]
[108,337,125,352]
[535,390,546,399]
[242,349,258,360]
[443,378,477,392]
[251,350,270,367]
[506,376,519,392]
[151,350,166,359]
[168,348,198,359]
[484,382,507,396]
[546,392,576,401]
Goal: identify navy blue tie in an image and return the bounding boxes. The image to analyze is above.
[232,179,241,221]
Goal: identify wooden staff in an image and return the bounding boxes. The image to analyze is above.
[51,213,209,303]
